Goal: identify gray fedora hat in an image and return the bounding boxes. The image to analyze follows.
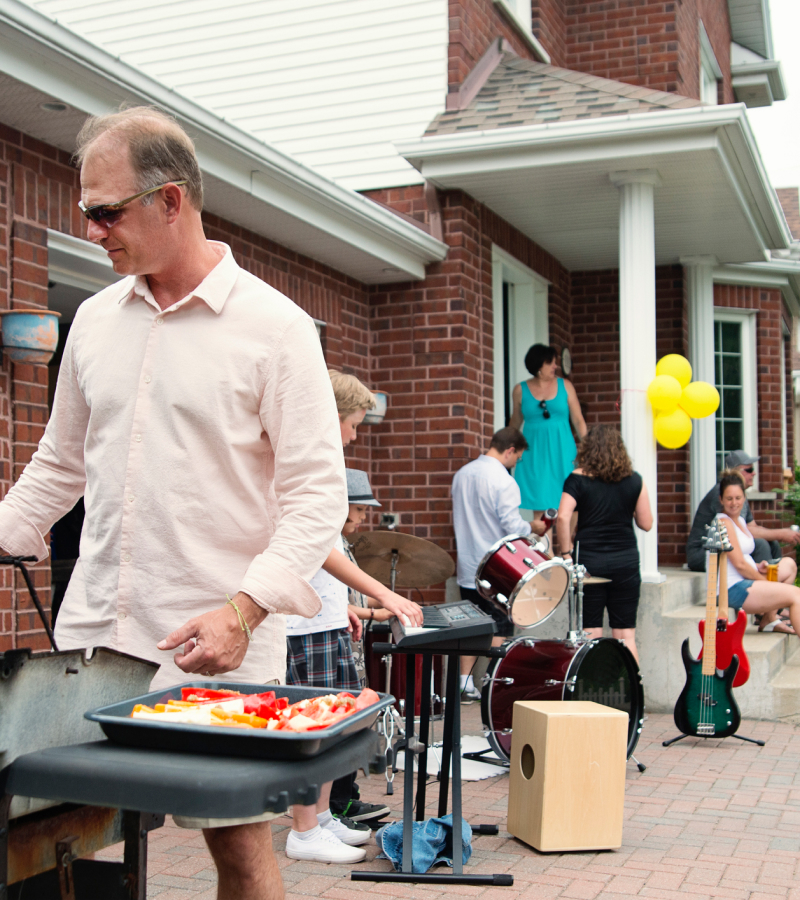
[346,468,381,507]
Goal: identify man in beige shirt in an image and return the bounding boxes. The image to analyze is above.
[0,108,347,900]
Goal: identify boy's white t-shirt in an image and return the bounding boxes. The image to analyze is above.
[285,534,349,636]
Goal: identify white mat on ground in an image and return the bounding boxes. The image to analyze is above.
[391,735,507,781]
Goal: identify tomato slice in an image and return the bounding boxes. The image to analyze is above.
[355,687,380,710]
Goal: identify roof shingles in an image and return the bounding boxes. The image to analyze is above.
[427,54,701,136]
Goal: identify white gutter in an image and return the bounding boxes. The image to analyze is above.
[714,261,800,317]
[0,0,447,282]
[397,103,791,252]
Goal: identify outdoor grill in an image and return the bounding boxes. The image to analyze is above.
[0,646,385,900]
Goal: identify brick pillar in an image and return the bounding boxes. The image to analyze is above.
[8,220,51,649]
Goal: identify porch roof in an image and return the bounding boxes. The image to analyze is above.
[426,53,701,136]
[398,103,792,273]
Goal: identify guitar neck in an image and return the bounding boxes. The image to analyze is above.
[718,549,728,620]
[702,552,719,675]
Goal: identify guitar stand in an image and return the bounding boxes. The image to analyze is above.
[662,731,765,748]
[353,645,513,887]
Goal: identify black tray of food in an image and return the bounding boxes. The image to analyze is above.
[85,682,394,760]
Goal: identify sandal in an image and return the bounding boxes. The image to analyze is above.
[758,619,796,634]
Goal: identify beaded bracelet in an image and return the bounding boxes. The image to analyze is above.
[225,594,253,642]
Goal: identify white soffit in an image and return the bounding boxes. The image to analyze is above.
[397,105,790,271]
[0,0,446,284]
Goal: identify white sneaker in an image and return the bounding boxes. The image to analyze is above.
[285,827,367,863]
[323,815,371,846]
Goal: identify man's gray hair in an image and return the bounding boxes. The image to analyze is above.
[74,106,203,210]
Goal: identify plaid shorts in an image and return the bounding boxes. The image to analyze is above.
[286,628,360,692]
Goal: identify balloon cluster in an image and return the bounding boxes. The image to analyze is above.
[647,355,720,449]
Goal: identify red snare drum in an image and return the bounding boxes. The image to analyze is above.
[481,637,644,761]
[475,534,571,627]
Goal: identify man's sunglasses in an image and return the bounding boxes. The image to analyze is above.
[742,466,755,474]
[78,181,187,226]
[539,399,551,420]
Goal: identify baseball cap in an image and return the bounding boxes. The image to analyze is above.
[346,468,382,507]
[724,450,759,468]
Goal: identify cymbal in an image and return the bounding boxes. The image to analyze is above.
[350,530,455,589]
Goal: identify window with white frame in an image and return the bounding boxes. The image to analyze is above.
[494,0,532,34]
[492,246,549,432]
[699,22,721,106]
[713,309,758,482]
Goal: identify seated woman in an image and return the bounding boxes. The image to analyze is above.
[714,469,800,636]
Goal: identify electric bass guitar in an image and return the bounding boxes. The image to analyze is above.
[673,521,741,739]
[696,525,750,686]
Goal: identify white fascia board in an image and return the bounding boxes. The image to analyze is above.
[397,103,791,252]
[731,58,787,102]
[47,229,120,293]
[0,0,446,281]
[714,262,800,316]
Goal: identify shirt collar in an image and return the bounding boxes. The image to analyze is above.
[119,242,238,315]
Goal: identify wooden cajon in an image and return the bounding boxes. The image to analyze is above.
[506,700,627,852]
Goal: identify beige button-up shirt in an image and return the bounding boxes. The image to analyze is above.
[0,243,347,688]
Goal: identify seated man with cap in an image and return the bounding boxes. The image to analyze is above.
[686,450,800,572]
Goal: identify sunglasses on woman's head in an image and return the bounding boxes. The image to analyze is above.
[78,180,187,226]
[539,399,551,420]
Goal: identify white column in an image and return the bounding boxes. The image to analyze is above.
[611,170,663,583]
[682,256,718,515]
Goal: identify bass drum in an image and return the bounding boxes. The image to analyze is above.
[482,637,644,761]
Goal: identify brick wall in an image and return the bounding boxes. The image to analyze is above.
[777,188,800,240]
[448,0,547,93]
[714,283,794,535]
[559,0,733,102]
[367,187,571,603]
[571,265,690,565]
[0,126,81,651]
[531,0,568,67]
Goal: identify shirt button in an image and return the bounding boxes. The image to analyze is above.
[156,317,164,325]
[134,434,142,442]
[128,495,135,503]
[144,375,152,384]
[118,612,127,620]
[123,553,132,563]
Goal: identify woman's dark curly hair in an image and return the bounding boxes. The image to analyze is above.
[718,469,746,498]
[524,344,557,377]
[575,425,633,483]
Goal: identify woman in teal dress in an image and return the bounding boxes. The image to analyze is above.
[510,344,587,522]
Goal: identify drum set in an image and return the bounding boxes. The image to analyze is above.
[353,526,646,777]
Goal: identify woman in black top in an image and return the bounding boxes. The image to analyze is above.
[555,425,653,662]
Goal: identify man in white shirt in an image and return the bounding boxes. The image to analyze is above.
[0,107,346,900]
[451,427,544,698]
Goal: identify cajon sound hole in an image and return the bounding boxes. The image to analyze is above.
[520,743,535,779]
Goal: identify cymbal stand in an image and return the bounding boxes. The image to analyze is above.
[566,563,587,644]
[379,548,406,793]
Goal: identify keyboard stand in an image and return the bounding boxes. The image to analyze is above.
[352,642,513,887]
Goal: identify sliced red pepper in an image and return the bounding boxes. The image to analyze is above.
[181,688,241,703]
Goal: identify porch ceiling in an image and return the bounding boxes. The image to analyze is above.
[398,105,791,272]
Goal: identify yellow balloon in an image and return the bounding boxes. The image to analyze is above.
[654,408,693,449]
[647,375,682,414]
[656,354,692,389]
[679,381,720,419]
